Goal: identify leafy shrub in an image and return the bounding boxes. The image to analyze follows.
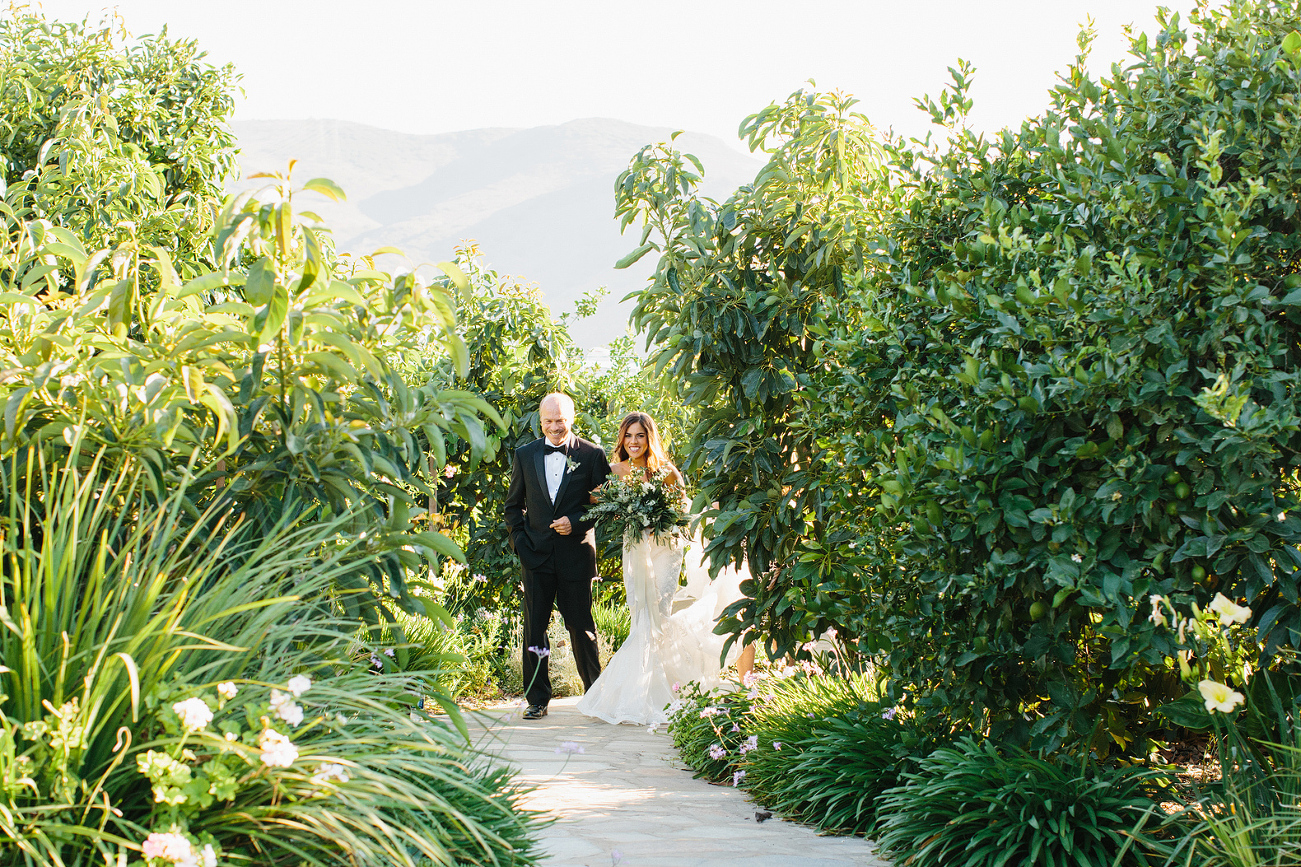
[746,702,955,835]
[666,680,753,783]
[592,600,632,652]
[0,10,500,632]
[740,673,880,828]
[0,161,495,628]
[0,11,238,273]
[1144,648,1301,866]
[1152,735,1301,867]
[0,447,541,866]
[380,607,508,703]
[620,0,1301,752]
[670,668,955,837]
[875,738,1161,867]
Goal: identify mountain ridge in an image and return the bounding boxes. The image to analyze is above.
[233,118,763,348]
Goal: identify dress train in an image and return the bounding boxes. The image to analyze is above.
[576,535,745,725]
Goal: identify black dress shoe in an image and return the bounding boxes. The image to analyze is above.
[523,704,548,720]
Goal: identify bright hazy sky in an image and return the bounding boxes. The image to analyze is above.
[30,0,1200,146]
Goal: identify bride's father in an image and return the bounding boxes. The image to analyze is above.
[505,392,611,719]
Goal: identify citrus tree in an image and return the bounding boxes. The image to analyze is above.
[842,1,1301,750]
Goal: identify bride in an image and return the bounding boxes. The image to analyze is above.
[576,411,751,726]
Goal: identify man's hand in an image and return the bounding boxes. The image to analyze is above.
[550,516,572,536]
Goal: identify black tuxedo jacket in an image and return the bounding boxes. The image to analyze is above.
[504,436,611,577]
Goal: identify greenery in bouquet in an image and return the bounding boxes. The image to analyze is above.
[584,468,690,545]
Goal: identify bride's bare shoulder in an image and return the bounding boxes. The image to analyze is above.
[664,464,685,486]
[610,461,631,477]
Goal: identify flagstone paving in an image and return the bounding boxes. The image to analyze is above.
[468,696,890,867]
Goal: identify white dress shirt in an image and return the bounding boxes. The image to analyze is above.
[544,437,570,502]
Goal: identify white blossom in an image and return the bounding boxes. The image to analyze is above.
[1148,595,1167,628]
[286,675,312,697]
[258,729,298,767]
[310,762,351,785]
[269,690,304,726]
[1199,679,1245,713]
[171,698,213,732]
[142,832,193,864]
[1209,593,1252,625]
[188,844,218,867]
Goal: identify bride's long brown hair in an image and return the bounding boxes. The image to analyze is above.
[613,412,670,473]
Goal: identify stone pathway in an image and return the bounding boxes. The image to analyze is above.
[467,696,890,867]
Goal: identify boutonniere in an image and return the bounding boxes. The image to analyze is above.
[565,455,581,474]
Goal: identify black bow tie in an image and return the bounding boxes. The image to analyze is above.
[545,443,567,455]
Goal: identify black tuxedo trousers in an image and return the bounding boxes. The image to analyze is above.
[504,437,611,707]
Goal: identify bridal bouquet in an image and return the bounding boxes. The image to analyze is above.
[584,468,690,544]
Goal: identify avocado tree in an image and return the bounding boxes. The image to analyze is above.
[614,93,887,656]
[0,11,238,276]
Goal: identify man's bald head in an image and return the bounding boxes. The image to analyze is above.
[540,392,575,417]
[540,392,576,446]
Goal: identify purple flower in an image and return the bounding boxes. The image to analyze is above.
[708,743,726,760]
[739,735,759,754]
[383,648,395,658]
[611,851,624,867]
[555,741,585,755]
[773,741,783,750]
[699,706,720,718]
[732,769,746,787]
[881,707,897,721]
[528,645,551,659]
[731,723,741,733]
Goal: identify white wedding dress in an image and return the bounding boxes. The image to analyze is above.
[576,534,745,726]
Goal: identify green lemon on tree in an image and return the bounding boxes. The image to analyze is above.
[1166,502,1180,516]
[1164,470,1182,486]
[1191,564,1207,583]
[1029,600,1048,621]
[1175,482,1192,499]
